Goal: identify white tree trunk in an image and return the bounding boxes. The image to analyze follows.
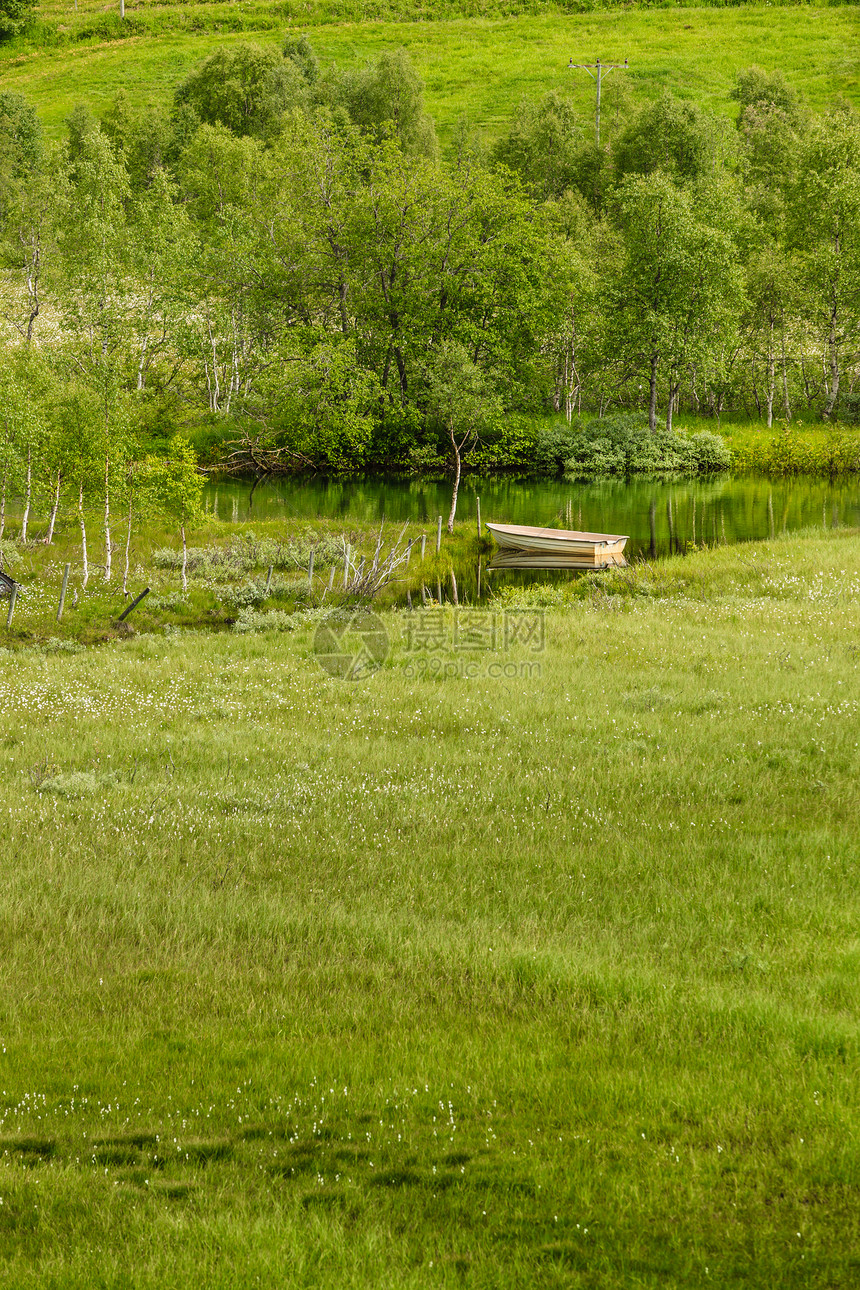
[766,320,775,428]
[122,499,133,596]
[823,311,839,418]
[20,445,32,543]
[103,451,112,582]
[447,425,461,534]
[45,470,61,544]
[79,482,89,589]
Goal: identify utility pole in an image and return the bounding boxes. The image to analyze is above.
[568,57,628,149]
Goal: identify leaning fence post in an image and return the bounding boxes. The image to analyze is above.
[57,564,71,621]
[5,583,17,629]
[308,548,315,588]
[117,587,149,623]
[436,516,442,555]
[450,569,459,606]
[420,534,427,560]
[476,495,481,538]
[265,565,274,595]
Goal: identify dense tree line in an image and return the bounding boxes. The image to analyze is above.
[1,42,859,528]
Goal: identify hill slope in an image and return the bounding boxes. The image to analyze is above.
[1,5,858,142]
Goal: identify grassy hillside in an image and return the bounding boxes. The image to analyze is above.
[1,6,858,143]
[0,526,858,1284]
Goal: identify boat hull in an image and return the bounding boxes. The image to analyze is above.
[485,522,628,559]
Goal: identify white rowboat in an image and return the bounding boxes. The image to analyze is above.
[485,523,628,565]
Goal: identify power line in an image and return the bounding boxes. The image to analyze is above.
[568,58,629,149]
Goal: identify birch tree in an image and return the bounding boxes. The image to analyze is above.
[143,436,204,592]
[425,339,500,532]
[57,128,134,580]
[789,109,860,418]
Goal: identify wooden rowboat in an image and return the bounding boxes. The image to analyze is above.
[485,523,628,566]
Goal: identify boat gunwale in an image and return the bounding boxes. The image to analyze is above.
[485,522,628,549]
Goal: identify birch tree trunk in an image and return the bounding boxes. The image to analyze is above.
[781,333,792,422]
[766,320,775,428]
[45,470,61,544]
[79,482,89,589]
[181,523,188,592]
[823,309,840,419]
[122,499,133,596]
[648,352,659,432]
[103,451,112,582]
[446,422,462,534]
[20,445,32,543]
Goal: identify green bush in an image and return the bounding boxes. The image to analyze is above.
[561,415,731,479]
[732,425,860,477]
[152,532,344,577]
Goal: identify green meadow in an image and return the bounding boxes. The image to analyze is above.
[1,525,859,1285]
[1,6,858,142]
[2,0,860,1281]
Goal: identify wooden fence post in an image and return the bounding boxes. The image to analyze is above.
[117,587,149,623]
[5,584,17,629]
[57,564,71,621]
[436,516,442,555]
[476,496,481,538]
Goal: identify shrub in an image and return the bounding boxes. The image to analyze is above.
[152,533,344,578]
[732,425,860,477]
[561,415,731,479]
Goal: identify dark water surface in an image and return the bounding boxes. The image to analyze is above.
[202,473,860,599]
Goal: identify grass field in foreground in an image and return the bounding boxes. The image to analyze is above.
[0,527,858,1286]
[1,6,858,143]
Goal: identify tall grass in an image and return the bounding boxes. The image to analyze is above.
[0,527,858,1284]
[2,6,857,143]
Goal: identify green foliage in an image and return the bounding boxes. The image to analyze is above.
[173,42,309,139]
[0,0,35,39]
[272,338,379,472]
[731,64,804,130]
[152,531,344,576]
[282,33,319,86]
[558,414,732,479]
[492,90,591,202]
[613,90,722,184]
[144,435,204,527]
[0,92,42,186]
[341,47,437,157]
[731,424,860,477]
[1,15,860,489]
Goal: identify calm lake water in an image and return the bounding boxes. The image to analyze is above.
[201,472,860,600]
